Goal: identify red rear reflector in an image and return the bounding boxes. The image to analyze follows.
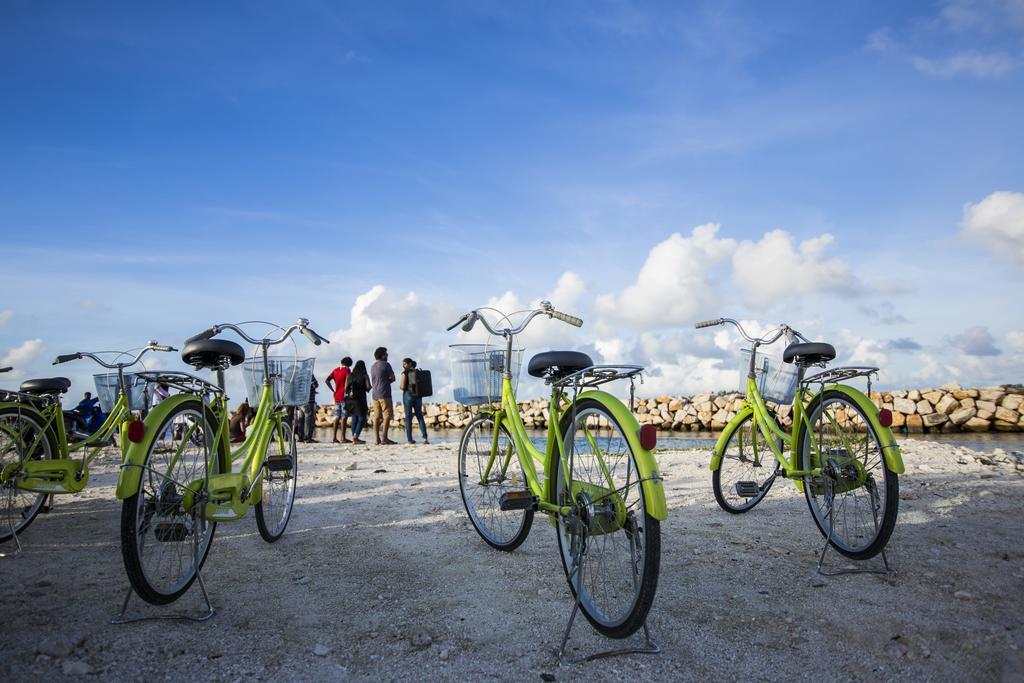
[638,424,657,451]
[878,409,893,428]
[127,420,145,443]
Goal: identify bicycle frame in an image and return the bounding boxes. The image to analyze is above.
[711,353,904,479]
[0,386,134,495]
[479,339,667,522]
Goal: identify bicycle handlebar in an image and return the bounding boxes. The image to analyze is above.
[52,342,177,369]
[190,319,330,348]
[446,301,583,337]
[694,317,807,346]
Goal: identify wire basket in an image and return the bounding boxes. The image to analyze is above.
[449,344,522,405]
[93,373,149,412]
[738,349,799,405]
[242,357,316,407]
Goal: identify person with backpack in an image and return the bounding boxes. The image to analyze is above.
[345,360,371,445]
[325,356,353,443]
[400,358,429,445]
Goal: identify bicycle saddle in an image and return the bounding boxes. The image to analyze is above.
[528,351,593,379]
[181,339,246,370]
[20,377,72,394]
[782,342,836,366]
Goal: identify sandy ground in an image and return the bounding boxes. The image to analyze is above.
[1,433,1022,682]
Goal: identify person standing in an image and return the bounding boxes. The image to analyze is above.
[400,358,429,445]
[370,346,396,445]
[299,375,319,443]
[346,360,371,445]
[325,357,353,443]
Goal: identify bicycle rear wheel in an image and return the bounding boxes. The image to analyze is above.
[457,414,533,551]
[556,398,660,639]
[121,399,225,604]
[800,390,899,560]
[255,417,298,542]
[0,407,55,543]
[713,412,781,513]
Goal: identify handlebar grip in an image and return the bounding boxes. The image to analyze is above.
[184,328,217,345]
[0,366,11,373]
[446,315,466,332]
[300,328,322,346]
[551,311,583,328]
[694,318,724,329]
[53,353,82,365]
[153,344,176,352]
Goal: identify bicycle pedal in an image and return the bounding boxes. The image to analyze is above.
[265,456,294,472]
[499,490,538,511]
[154,522,188,542]
[734,481,760,498]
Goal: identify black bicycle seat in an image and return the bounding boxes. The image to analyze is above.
[528,351,593,379]
[181,339,246,370]
[782,342,836,366]
[20,377,72,394]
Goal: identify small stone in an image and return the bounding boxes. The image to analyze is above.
[373,468,387,474]
[439,646,452,661]
[410,631,432,648]
[541,674,557,682]
[885,637,909,657]
[313,643,331,657]
[344,461,358,471]
[954,590,975,600]
[38,637,74,658]
[61,660,92,676]
[293,576,311,585]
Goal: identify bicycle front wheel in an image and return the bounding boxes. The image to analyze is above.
[0,407,55,543]
[800,390,899,560]
[713,412,781,513]
[556,398,660,639]
[457,414,533,551]
[255,417,298,542]
[121,398,224,604]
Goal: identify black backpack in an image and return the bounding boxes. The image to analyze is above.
[412,369,433,398]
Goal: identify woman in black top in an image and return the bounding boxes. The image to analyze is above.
[345,360,372,445]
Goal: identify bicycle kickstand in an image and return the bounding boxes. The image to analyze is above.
[112,569,215,624]
[557,527,661,666]
[816,476,895,577]
[1,491,25,559]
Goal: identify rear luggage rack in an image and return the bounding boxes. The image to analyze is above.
[801,366,878,387]
[549,365,644,389]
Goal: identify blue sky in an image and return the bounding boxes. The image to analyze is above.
[1,0,1022,402]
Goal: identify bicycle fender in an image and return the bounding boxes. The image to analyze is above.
[823,384,905,475]
[580,390,668,521]
[711,406,754,472]
[115,393,197,499]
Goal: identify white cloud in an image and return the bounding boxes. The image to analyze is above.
[0,309,11,330]
[0,339,45,371]
[911,51,1020,78]
[833,329,889,367]
[962,190,1024,264]
[731,230,856,308]
[1007,330,1024,350]
[594,224,736,329]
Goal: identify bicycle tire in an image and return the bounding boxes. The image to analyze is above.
[712,412,781,514]
[457,413,534,551]
[120,398,226,604]
[255,417,298,543]
[799,389,899,560]
[0,406,56,543]
[556,397,660,639]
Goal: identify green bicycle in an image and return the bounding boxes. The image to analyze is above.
[696,317,903,562]
[115,319,327,610]
[448,302,667,655]
[0,342,175,548]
